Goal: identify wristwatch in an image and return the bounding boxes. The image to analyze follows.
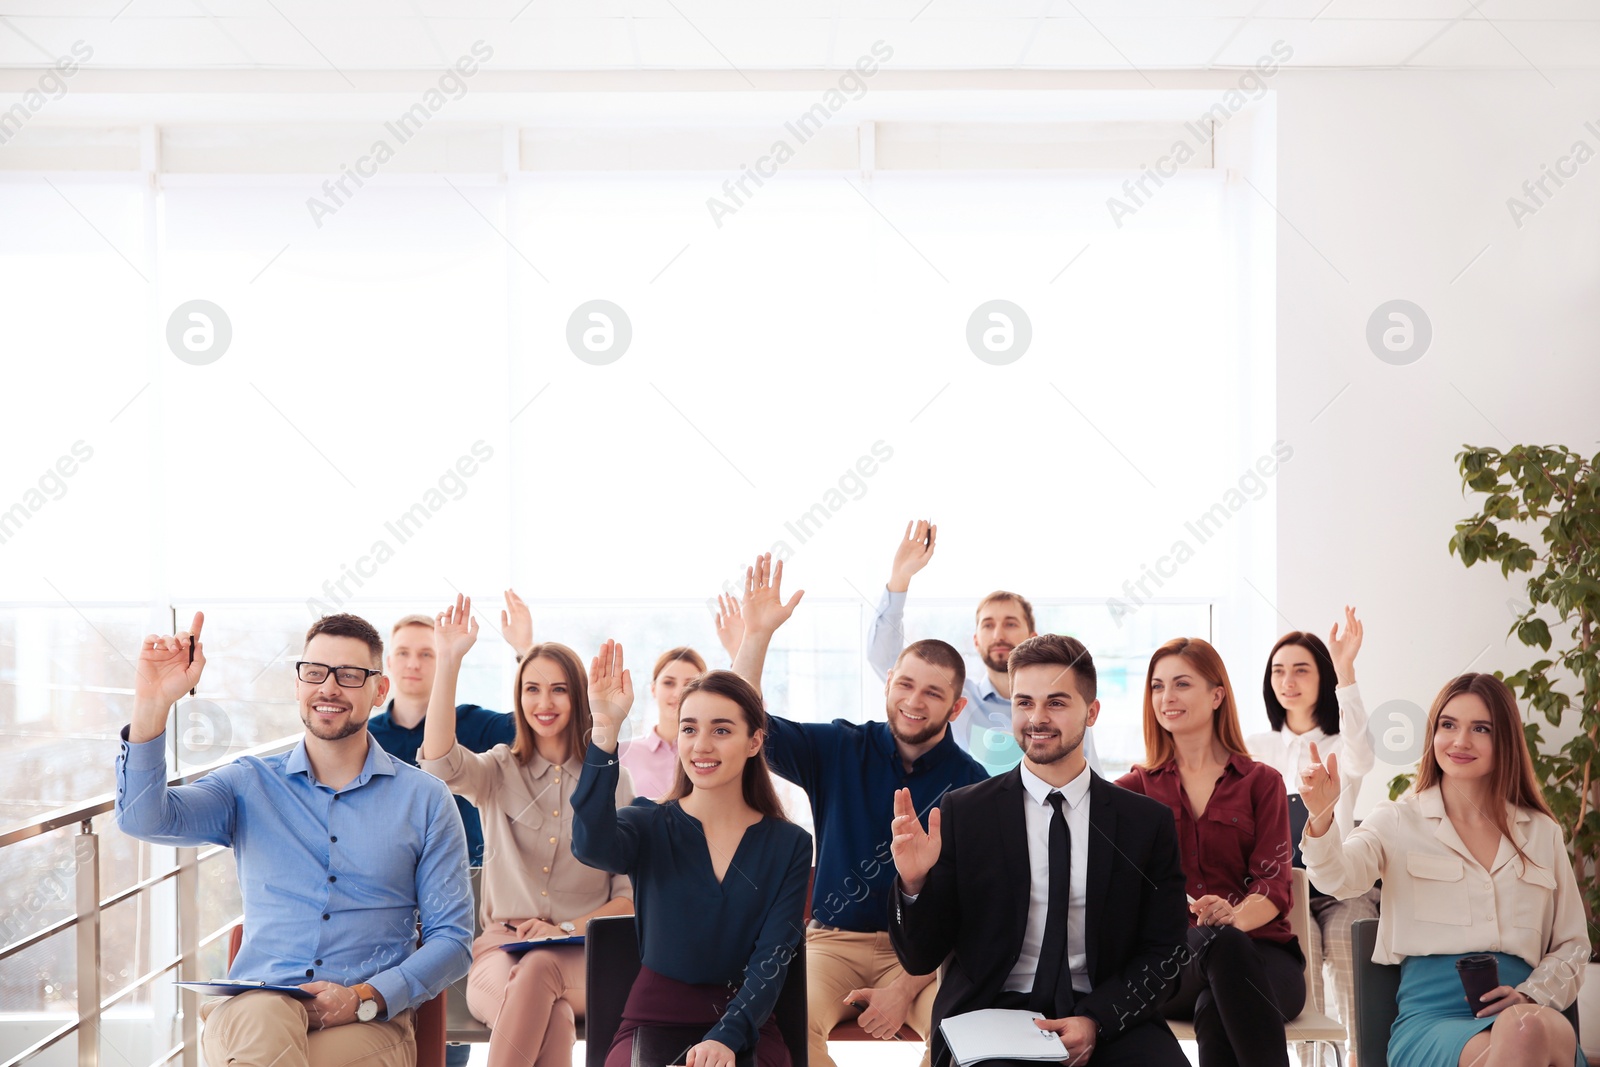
[558,922,576,934]
[353,983,381,1023]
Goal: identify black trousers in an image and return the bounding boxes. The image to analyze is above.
[1162,925,1306,1067]
[970,990,1188,1067]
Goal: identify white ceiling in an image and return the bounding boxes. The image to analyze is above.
[2,0,1600,74]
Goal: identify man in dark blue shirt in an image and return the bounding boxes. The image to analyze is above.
[730,554,987,1067]
[366,606,524,1067]
[367,609,524,867]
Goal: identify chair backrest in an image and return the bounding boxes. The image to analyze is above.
[1349,917,1581,1067]
[583,914,809,1067]
[1289,868,1317,987]
[1351,917,1399,1067]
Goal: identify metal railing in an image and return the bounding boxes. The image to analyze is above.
[0,734,301,1067]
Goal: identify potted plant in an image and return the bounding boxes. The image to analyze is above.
[1430,444,1598,1050]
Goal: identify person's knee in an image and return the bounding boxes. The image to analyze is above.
[1196,923,1253,967]
[1489,1005,1552,1056]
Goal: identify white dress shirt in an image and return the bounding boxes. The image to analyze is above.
[1301,785,1590,1010]
[1248,682,1374,838]
[1005,761,1093,996]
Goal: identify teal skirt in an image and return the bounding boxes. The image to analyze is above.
[1390,952,1586,1067]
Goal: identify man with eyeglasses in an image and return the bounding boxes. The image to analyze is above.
[115,611,472,1067]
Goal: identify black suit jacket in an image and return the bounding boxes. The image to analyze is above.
[890,768,1187,1067]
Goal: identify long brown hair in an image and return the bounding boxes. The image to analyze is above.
[1412,673,1553,866]
[1140,637,1250,769]
[510,642,592,766]
[661,670,789,821]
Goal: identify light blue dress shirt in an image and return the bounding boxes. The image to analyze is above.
[114,726,473,1017]
[866,586,1101,777]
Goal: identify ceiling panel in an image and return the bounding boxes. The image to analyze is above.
[4,0,1600,70]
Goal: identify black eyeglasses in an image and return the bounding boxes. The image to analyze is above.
[296,661,382,688]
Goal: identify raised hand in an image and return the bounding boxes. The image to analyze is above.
[713,593,744,659]
[887,519,937,593]
[434,594,479,663]
[501,588,533,657]
[587,639,634,752]
[889,787,942,896]
[1299,740,1342,836]
[131,612,206,742]
[1327,605,1362,686]
[740,553,805,637]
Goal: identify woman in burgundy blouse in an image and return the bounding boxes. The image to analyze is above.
[1116,636,1305,1067]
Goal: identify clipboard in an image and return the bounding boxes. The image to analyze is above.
[176,980,316,999]
[500,934,585,953]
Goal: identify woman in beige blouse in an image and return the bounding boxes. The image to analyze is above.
[419,594,635,1067]
[1301,672,1588,1067]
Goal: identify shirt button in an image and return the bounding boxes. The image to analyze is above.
[553,810,560,817]
[329,876,337,883]
[553,777,560,783]
[1197,883,1205,889]
[549,837,557,844]
[543,867,550,873]
[306,969,314,978]
[330,836,338,843]
[323,914,330,921]
[541,890,548,897]
[315,959,323,966]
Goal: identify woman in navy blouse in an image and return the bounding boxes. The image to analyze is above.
[1116,636,1304,1067]
[573,640,812,1067]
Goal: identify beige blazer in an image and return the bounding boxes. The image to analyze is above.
[420,741,633,931]
[1302,785,1589,1009]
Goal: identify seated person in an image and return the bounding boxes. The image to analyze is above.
[1246,608,1379,1066]
[866,519,1100,774]
[369,601,525,867]
[620,646,707,800]
[573,642,811,1067]
[418,595,635,1067]
[1301,672,1588,1067]
[729,553,988,1067]
[889,634,1190,1067]
[1116,636,1305,1067]
[115,612,471,1067]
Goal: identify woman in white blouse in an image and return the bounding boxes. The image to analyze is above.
[1301,672,1588,1067]
[1247,607,1377,1065]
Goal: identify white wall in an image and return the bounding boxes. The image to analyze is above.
[1272,70,1600,815]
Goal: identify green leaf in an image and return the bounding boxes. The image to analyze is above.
[1516,618,1553,651]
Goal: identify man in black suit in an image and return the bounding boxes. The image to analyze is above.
[889,633,1189,1066]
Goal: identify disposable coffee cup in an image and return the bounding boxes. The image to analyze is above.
[1456,954,1500,1011]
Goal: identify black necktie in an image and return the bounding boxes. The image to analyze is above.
[1030,790,1074,1015]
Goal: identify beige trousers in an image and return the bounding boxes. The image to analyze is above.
[199,990,415,1067]
[805,926,935,1067]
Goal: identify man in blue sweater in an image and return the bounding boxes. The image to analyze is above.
[730,554,987,1067]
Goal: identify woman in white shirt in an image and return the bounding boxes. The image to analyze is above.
[1300,672,1588,1067]
[1247,607,1377,1065]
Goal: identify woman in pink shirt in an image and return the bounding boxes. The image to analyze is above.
[1117,636,1304,1067]
[620,647,708,800]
